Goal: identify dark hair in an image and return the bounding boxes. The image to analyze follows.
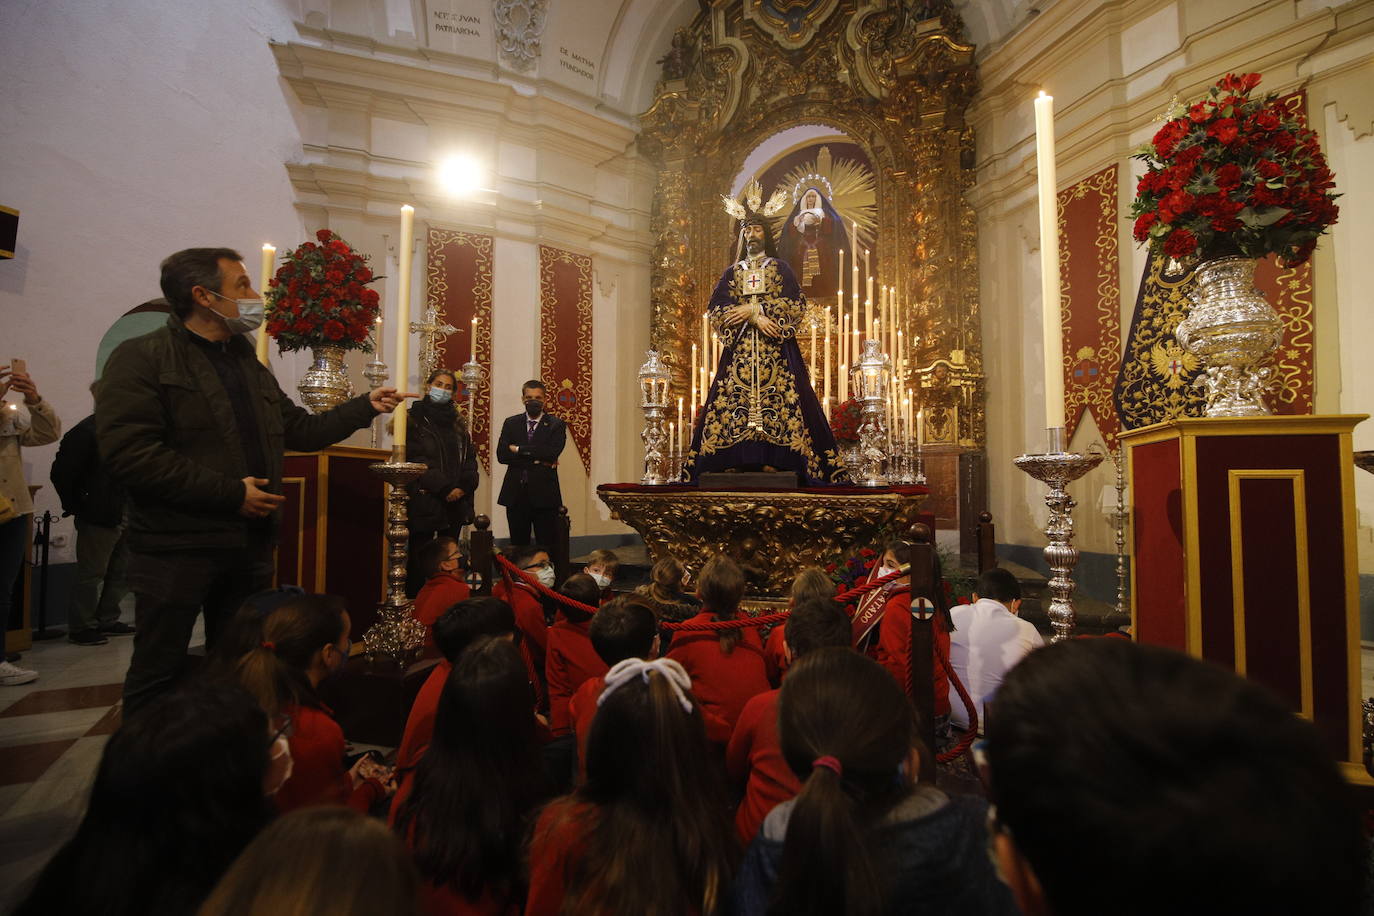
[550,666,736,913]
[647,556,686,603]
[589,597,658,665]
[200,807,418,916]
[433,597,516,664]
[521,379,546,395]
[783,597,852,659]
[986,639,1362,916]
[426,367,456,386]
[698,554,746,653]
[160,247,242,318]
[393,637,545,906]
[733,217,779,260]
[15,683,272,916]
[882,540,914,567]
[509,544,549,569]
[973,567,1021,604]
[232,594,348,720]
[789,567,836,605]
[419,536,461,580]
[558,573,601,623]
[771,648,919,916]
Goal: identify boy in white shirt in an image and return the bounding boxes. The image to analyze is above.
[948,568,1043,732]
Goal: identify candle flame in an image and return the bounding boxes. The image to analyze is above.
[401,204,415,213]
[1038,90,1051,100]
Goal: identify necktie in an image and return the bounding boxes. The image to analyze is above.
[527,417,538,442]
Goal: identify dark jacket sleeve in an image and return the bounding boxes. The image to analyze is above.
[455,427,479,494]
[49,417,95,516]
[519,418,566,464]
[97,341,244,513]
[496,416,521,467]
[277,379,375,453]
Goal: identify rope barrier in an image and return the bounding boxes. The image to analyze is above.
[494,554,599,615]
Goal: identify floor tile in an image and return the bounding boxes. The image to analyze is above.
[0,683,124,718]
[0,740,77,786]
[0,708,109,749]
[84,705,121,737]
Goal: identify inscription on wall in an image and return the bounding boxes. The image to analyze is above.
[426,0,490,56]
[558,45,597,85]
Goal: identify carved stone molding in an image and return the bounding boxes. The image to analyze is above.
[493,0,546,72]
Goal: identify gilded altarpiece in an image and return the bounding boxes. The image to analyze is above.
[639,0,983,524]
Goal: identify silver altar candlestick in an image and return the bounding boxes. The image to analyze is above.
[363,343,389,449]
[637,350,671,485]
[363,457,428,661]
[855,339,891,487]
[459,358,486,422]
[1013,427,1103,642]
[1107,444,1129,620]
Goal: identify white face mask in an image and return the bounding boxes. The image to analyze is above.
[207,289,265,335]
[590,571,611,589]
[876,565,897,578]
[265,735,294,796]
[536,565,556,588]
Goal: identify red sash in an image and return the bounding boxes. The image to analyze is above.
[851,574,911,647]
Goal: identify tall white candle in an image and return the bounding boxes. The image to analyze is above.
[1034,91,1066,430]
[677,397,683,448]
[839,362,848,404]
[809,316,818,391]
[469,316,478,362]
[701,312,709,365]
[256,244,274,365]
[865,277,874,338]
[393,205,415,452]
[917,409,925,449]
[690,343,698,411]
[823,306,832,406]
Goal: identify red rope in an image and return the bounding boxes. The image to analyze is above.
[493,554,599,615]
[660,611,791,632]
[935,634,978,763]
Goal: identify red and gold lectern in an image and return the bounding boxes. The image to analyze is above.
[1122,415,1368,782]
[278,446,389,635]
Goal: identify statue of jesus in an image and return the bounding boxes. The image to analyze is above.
[683,184,847,486]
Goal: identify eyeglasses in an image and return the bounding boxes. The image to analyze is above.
[521,561,550,571]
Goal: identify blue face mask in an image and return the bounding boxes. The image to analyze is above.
[428,386,453,404]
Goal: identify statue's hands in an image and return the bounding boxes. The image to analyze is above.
[754,315,783,338]
[722,305,753,328]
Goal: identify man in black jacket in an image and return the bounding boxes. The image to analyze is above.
[496,379,566,547]
[97,247,412,715]
[50,386,133,646]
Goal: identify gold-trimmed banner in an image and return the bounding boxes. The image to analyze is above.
[538,245,594,472]
[426,227,494,470]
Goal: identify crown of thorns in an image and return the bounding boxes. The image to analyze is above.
[721,178,789,223]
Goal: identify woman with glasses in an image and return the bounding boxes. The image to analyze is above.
[229,593,394,813]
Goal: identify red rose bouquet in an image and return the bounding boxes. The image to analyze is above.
[265,229,382,352]
[829,398,861,444]
[1130,73,1338,266]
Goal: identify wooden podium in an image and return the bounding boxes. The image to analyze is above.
[1122,415,1368,782]
[279,446,388,635]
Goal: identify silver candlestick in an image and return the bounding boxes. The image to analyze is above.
[363,456,428,661]
[854,340,891,487]
[637,350,671,485]
[1013,427,1104,642]
[363,346,389,449]
[459,358,486,422]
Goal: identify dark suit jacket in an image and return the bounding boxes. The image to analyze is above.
[496,412,566,509]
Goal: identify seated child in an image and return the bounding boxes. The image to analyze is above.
[568,596,659,780]
[411,536,470,654]
[582,548,620,599]
[764,567,836,685]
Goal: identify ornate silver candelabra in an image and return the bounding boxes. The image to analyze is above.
[1013,427,1104,642]
[854,339,890,487]
[638,350,671,485]
[362,455,428,661]
[459,358,486,422]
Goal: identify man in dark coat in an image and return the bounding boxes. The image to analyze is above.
[496,379,566,547]
[97,247,412,715]
[50,386,134,646]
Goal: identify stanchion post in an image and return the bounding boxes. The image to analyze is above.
[469,515,493,596]
[552,505,572,584]
[976,510,996,573]
[905,521,937,783]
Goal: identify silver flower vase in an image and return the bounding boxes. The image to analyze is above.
[1175,256,1283,417]
[297,345,354,413]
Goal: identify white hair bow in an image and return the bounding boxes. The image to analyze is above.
[598,657,695,714]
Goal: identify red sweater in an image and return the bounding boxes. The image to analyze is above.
[726,688,799,845]
[545,615,608,736]
[495,581,547,674]
[666,612,771,735]
[763,625,788,687]
[526,801,592,916]
[274,703,384,814]
[861,589,952,717]
[568,675,603,781]
[414,574,471,652]
[397,659,450,772]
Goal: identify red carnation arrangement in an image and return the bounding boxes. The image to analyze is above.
[829,398,861,444]
[1130,73,1338,266]
[265,229,382,352]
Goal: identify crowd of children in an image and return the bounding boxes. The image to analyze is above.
[11,543,1366,916]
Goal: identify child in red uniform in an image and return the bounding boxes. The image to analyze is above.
[667,554,770,735]
[412,537,470,655]
[727,596,852,845]
[230,594,392,814]
[391,637,546,916]
[493,545,552,692]
[544,574,608,736]
[395,596,517,775]
[763,567,837,686]
[853,540,953,722]
[568,596,659,780]
[527,657,737,916]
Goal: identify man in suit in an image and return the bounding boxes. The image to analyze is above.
[497,379,566,547]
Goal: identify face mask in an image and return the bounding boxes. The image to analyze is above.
[265,735,294,796]
[525,399,543,418]
[428,386,453,404]
[876,565,896,578]
[206,290,265,334]
[536,565,556,588]
[591,572,611,589]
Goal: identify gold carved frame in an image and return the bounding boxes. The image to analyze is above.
[639,0,983,448]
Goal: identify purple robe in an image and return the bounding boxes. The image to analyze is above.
[684,256,847,485]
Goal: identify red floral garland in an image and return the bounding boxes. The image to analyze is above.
[265,229,382,352]
[1130,73,1338,266]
